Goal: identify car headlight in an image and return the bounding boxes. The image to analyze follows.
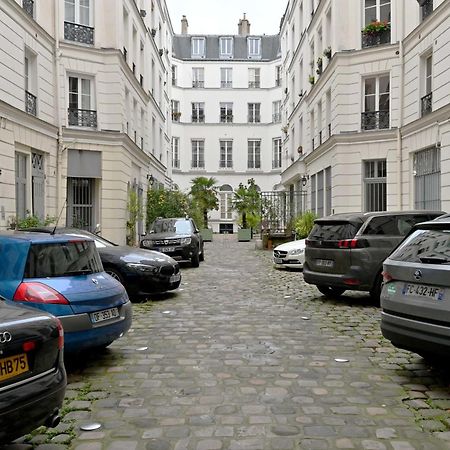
[288,248,305,256]
[180,237,192,245]
[127,263,159,274]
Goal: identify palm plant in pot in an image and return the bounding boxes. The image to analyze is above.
[233,178,261,242]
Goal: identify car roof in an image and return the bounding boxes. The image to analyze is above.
[315,210,445,223]
[0,231,93,244]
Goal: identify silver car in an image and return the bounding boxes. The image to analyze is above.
[381,217,450,359]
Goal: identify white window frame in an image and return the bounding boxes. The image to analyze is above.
[248,140,261,169]
[192,67,204,88]
[220,185,233,220]
[273,138,282,169]
[191,140,205,169]
[220,68,232,88]
[220,103,233,123]
[191,102,205,123]
[247,37,261,59]
[219,140,233,169]
[248,103,261,123]
[220,37,233,58]
[64,0,92,26]
[272,101,281,123]
[68,75,94,111]
[248,68,261,88]
[191,37,206,58]
[172,137,180,169]
[364,0,391,26]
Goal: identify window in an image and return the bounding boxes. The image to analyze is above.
[65,0,90,25]
[192,68,204,88]
[220,140,233,169]
[272,101,281,123]
[67,177,97,231]
[220,185,233,220]
[248,68,260,88]
[220,68,232,88]
[364,0,390,25]
[414,147,441,210]
[68,76,96,127]
[171,100,180,122]
[31,152,45,220]
[362,75,390,130]
[248,103,261,123]
[317,171,324,218]
[192,102,205,123]
[24,50,37,116]
[275,65,282,86]
[191,37,205,58]
[325,166,332,216]
[172,65,177,86]
[421,54,433,116]
[311,174,316,212]
[191,140,205,169]
[364,159,387,212]
[273,138,282,169]
[247,37,261,59]
[220,37,233,58]
[15,153,28,220]
[172,137,180,169]
[220,103,233,123]
[248,140,261,169]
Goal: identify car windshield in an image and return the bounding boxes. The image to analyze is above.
[309,222,359,241]
[24,241,103,278]
[65,231,115,249]
[151,219,193,234]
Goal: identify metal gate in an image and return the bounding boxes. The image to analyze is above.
[67,177,95,231]
[414,147,441,210]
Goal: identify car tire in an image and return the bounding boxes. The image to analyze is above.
[316,285,345,298]
[199,247,205,262]
[369,273,383,305]
[191,251,200,267]
[105,268,124,284]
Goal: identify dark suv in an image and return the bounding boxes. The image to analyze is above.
[303,210,444,300]
[140,217,204,267]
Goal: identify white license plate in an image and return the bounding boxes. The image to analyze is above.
[274,258,283,264]
[90,307,119,323]
[170,273,181,283]
[402,283,445,301]
[316,259,334,267]
[160,247,175,253]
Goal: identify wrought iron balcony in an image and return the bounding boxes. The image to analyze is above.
[361,29,391,48]
[220,114,233,123]
[421,92,433,116]
[421,0,433,20]
[191,114,205,123]
[68,108,97,128]
[22,0,34,18]
[173,159,180,169]
[221,81,232,88]
[249,81,260,88]
[25,91,37,116]
[361,110,390,130]
[64,21,94,45]
[192,81,204,88]
[272,113,281,123]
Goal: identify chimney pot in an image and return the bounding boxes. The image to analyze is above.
[181,15,189,35]
[238,13,250,36]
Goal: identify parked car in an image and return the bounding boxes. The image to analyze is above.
[303,210,444,300]
[381,217,450,359]
[0,297,66,444]
[141,217,204,267]
[273,239,306,269]
[0,232,132,353]
[21,227,182,300]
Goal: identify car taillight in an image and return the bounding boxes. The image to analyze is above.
[13,282,69,305]
[338,238,369,249]
[56,318,64,350]
[382,271,393,283]
[22,341,36,352]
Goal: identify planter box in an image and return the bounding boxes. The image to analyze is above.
[200,228,213,242]
[238,228,252,242]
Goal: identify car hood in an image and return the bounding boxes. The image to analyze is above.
[143,232,191,240]
[0,301,54,322]
[274,239,306,252]
[99,246,178,265]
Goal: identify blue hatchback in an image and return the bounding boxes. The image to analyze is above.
[0,232,132,353]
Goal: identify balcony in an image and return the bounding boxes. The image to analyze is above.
[272,113,281,123]
[361,110,390,130]
[220,114,233,123]
[68,108,97,128]
[192,81,204,88]
[25,91,37,116]
[64,21,94,45]
[221,81,232,88]
[421,0,433,20]
[421,92,433,116]
[361,29,391,48]
[191,115,205,123]
[22,0,34,18]
[123,47,127,62]
[248,81,260,88]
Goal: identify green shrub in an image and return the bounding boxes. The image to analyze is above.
[294,211,317,238]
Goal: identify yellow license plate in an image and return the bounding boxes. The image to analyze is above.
[0,353,29,382]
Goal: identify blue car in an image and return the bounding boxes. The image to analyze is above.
[0,232,132,353]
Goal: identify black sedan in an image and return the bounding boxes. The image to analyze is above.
[20,228,182,300]
[0,298,66,444]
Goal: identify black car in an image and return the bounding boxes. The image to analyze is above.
[140,217,204,267]
[20,228,181,300]
[0,298,66,444]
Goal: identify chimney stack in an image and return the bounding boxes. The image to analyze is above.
[238,13,251,36]
[181,15,189,35]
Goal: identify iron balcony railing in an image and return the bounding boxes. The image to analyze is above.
[421,92,433,116]
[64,21,94,45]
[272,113,281,123]
[421,0,433,20]
[361,29,391,48]
[249,81,260,88]
[221,81,232,88]
[25,91,37,116]
[361,110,390,130]
[68,108,97,128]
[192,81,204,88]
[139,75,143,86]
[191,114,205,123]
[22,0,34,18]
[220,114,233,123]
[173,160,180,169]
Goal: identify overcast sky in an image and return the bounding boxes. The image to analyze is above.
[166,0,288,35]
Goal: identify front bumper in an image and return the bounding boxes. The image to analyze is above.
[273,258,303,269]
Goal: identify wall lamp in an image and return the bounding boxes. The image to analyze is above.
[301,175,309,187]
[147,174,154,185]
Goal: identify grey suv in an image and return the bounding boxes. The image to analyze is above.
[303,211,444,300]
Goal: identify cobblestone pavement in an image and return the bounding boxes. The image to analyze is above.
[7,235,450,450]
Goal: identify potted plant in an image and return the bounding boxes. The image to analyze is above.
[362,20,390,35]
[323,46,332,60]
[233,178,261,242]
[316,57,323,75]
[308,75,315,85]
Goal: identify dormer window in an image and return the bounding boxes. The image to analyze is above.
[247,37,261,59]
[220,37,233,58]
[191,37,205,58]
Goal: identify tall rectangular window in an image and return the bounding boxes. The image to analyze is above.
[248,68,260,88]
[192,102,205,123]
[220,103,233,123]
[220,186,233,220]
[171,100,180,122]
[421,54,433,116]
[65,0,90,25]
[273,138,282,169]
[275,65,282,86]
[272,101,281,122]
[191,140,205,169]
[248,103,261,123]
[364,0,391,25]
[191,37,205,58]
[67,177,96,231]
[364,159,387,212]
[192,67,204,88]
[171,65,177,86]
[172,137,180,169]
[247,37,261,58]
[362,75,390,130]
[220,37,233,58]
[325,166,332,216]
[220,140,233,169]
[248,140,261,169]
[317,171,324,218]
[68,76,96,127]
[220,68,232,88]
[414,147,441,210]
[15,153,28,220]
[311,174,316,213]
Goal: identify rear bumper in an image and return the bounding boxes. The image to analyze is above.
[381,310,450,357]
[303,265,370,291]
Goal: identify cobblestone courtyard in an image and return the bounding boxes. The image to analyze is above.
[8,235,450,450]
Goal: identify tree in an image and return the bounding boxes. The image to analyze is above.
[146,187,190,226]
[189,177,218,229]
[232,178,261,230]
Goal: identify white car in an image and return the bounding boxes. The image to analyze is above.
[273,239,306,269]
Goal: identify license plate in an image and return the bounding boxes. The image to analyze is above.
[274,258,283,264]
[170,273,181,283]
[0,353,29,382]
[402,283,445,301]
[160,247,175,253]
[90,307,119,323]
[316,259,334,267]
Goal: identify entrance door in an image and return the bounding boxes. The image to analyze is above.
[67,177,96,231]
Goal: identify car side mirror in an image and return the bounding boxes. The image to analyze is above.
[94,224,101,235]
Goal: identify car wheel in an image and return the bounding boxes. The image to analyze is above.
[369,272,383,305]
[316,285,345,298]
[191,250,200,267]
[105,268,124,284]
[199,246,205,262]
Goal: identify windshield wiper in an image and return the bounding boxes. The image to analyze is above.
[419,256,450,265]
